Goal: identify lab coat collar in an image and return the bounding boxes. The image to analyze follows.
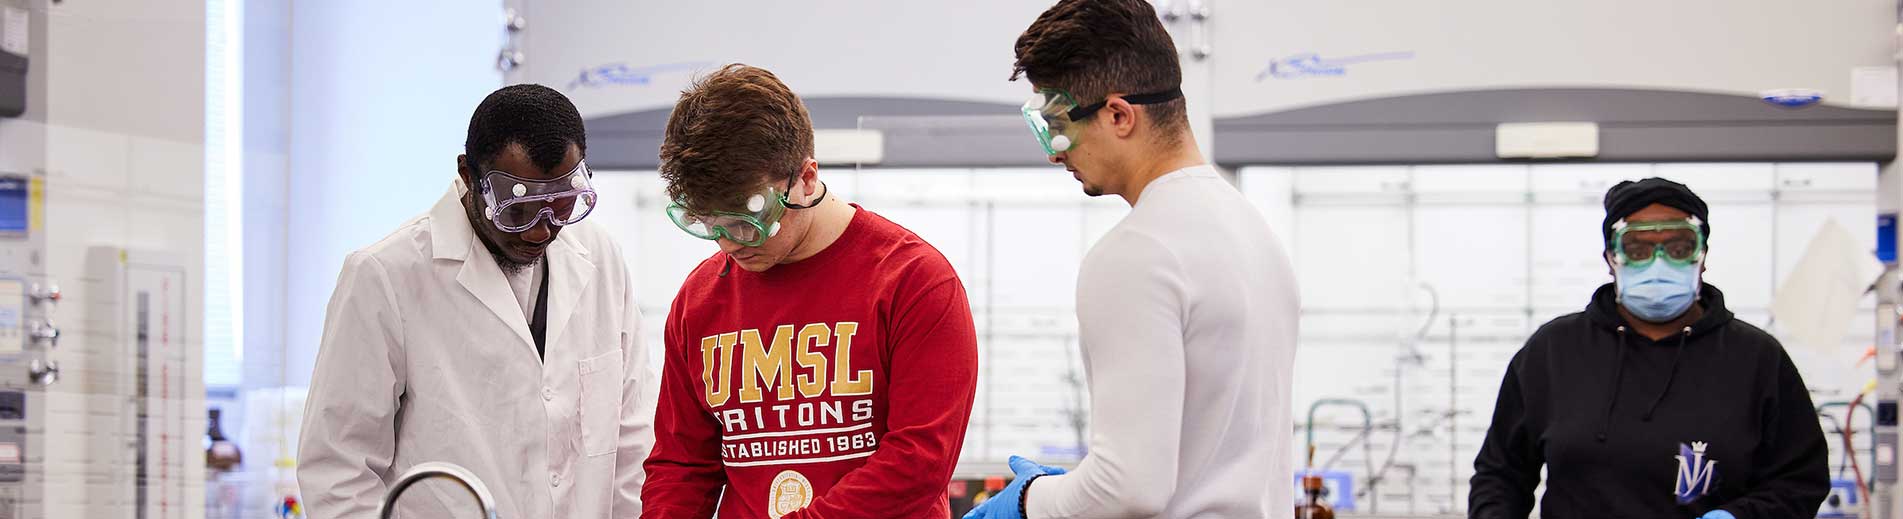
[430,180,474,262]
[427,181,596,357]
[543,232,594,351]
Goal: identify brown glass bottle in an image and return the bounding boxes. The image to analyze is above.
[206,408,243,473]
[1294,474,1334,519]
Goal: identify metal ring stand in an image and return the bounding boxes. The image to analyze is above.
[377,462,501,519]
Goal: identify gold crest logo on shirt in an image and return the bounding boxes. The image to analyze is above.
[768,469,814,518]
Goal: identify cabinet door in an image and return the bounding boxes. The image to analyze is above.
[1412,165,1530,310]
[1292,167,1413,311]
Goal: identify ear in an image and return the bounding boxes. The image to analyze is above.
[1604,251,1616,276]
[457,154,476,186]
[1103,96,1140,139]
[799,158,821,194]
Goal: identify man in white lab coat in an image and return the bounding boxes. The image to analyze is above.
[299,84,658,519]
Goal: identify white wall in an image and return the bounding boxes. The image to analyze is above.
[506,0,1223,159]
[240,0,289,395]
[1213,0,1896,116]
[505,1,1057,118]
[281,0,503,388]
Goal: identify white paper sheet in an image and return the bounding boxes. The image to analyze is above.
[1772,218,1883,353]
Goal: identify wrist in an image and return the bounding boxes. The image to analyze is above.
[1017,474,1044,519]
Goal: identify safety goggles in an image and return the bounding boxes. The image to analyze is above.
[479,161,597,233]
[1610,217,1706,267]
[665,176,827,247]
[1020,86,1184,156]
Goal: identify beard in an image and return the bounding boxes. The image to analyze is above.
[463,191,540,275]
[493,251,539,275]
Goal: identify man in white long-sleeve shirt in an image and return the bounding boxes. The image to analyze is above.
[964,1,1300,518]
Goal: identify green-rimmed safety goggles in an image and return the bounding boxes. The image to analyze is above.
[664,177,827,247]
[1019,86,1185,156]
[1610,217,1706,267]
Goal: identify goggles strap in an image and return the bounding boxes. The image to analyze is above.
[783,181,829,210]
[1066,87,1185,121]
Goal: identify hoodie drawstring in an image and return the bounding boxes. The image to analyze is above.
[1641,327,1693,421]
[1597,326,1630,442]
[1638,326,1724,422]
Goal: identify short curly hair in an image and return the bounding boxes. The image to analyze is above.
[464,84,587,173]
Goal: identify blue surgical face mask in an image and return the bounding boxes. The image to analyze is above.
[1615,258,1701,323]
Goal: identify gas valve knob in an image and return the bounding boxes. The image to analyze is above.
[28,359,57,386]
[29,283,59,305]
[29,321,57,347]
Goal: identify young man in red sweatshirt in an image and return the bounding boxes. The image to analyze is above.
[640,64,979,519]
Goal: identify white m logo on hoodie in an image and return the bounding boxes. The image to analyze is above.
[1675,441,1718,504]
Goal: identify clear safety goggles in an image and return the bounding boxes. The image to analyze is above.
[1610,217,1706,267]
[1019,86,1185,156]
[665,177,827,248]
[479,161,598,233]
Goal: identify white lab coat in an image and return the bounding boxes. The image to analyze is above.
[299,183,658,519]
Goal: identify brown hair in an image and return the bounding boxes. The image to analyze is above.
[659,64,814,210]
[1011,0,1186,135]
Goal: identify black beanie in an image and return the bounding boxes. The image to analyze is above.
[1601,177,1710,248]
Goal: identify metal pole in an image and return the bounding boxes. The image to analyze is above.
[1878,5,1903,516]
[1448,314,1459,512]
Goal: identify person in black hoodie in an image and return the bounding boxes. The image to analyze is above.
[1469,178,1829,519]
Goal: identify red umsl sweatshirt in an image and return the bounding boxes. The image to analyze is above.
[641,207,978,519]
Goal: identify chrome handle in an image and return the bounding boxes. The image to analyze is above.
[29,283,58,305]
[498,7,527,72]
[29,321,56,347]
[497,49,524,72]
[503,8,526,32]
[26,359,55,386]
[1187,0,1211,60]
[378,462,500,519]
[1157,0,1180,22]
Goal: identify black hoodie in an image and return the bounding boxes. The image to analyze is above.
[1469,283,1829,518]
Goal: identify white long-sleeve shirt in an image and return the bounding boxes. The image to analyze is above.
[1027,165,1299,519]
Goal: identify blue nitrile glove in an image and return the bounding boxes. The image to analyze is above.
[1698,510,1734,519]
[961,455,1068,519]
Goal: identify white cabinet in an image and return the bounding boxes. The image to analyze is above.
[1528,202,1612,313]
[1288,167,1413,312]
[1529,164,1653,198]
[1769,163,1878,316]
[1655,163,1777,194]
[1777,163,1880,193]
[1239,167,1297,256]
[1291,203,1410,311]
[1412,165,1530,310]
[1294,166,1411,196]
[1410,165,1527,194]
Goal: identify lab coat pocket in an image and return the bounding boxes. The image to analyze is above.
[578,349,626,458]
